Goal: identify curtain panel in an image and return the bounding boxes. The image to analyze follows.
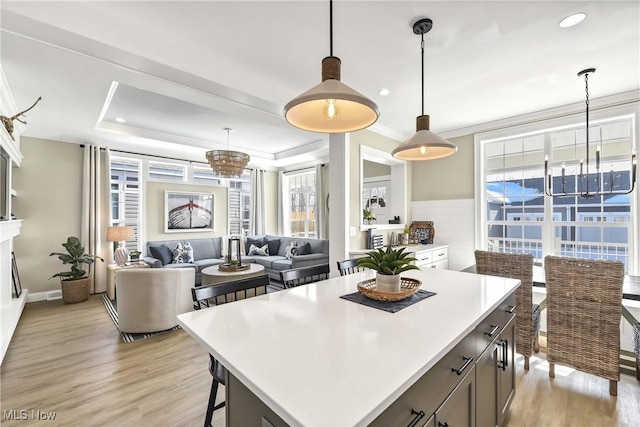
[250,168,266,235]
[81,145,111,294]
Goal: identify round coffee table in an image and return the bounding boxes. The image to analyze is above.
[201,263,266,286]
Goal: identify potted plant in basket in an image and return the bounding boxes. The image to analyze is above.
[50,236,104,304]
[358,245,419,293]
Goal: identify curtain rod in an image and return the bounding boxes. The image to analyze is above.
[79,145,260,170]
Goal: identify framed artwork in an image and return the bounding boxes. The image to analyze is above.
[165,191,214,233]
[11,252,22,298]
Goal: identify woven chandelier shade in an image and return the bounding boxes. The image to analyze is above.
[206,149,250,178]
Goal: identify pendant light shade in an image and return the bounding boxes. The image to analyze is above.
[392,18,457,161]
[283,1,379,133]
[206,128,250,178]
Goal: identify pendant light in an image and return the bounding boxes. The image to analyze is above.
[283,0,379,133]
[544,68,637,197]
[392,18,457,160]
[206,128,250,178]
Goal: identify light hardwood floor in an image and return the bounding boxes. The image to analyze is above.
[1,295,639,426]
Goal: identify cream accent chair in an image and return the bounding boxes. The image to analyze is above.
[116,268,195,333]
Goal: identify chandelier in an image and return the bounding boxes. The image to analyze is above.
[206,128,250,178]
[392,18,457,161]
[283,0,379,133]
[544,68,637,197]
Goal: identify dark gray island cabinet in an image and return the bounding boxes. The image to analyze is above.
[177,268,520,427]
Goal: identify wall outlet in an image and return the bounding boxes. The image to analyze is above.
[349,226,357,237]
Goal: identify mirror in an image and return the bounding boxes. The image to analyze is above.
[360,145,407,230]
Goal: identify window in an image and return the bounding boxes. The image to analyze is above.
[228,170,251,235]
[284,170,316,238]
[148,161,186,181]
[110,157,141,252]
[193,166,223,185]
[477,113,636,272]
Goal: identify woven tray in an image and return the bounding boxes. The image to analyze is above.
[357,277,422,302]
[218,263,250,272]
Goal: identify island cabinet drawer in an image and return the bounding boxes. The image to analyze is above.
[476,292,516,355]
[368,332,476,427]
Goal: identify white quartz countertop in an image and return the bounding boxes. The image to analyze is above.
[178,268,519,427]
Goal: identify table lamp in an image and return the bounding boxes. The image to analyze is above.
[107,225,135,265]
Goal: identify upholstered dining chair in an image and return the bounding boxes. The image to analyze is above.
[474,250,540,370]
[336,258,367,276]
[191,274,270,427]
[544,255,624,396]
[279,264,330,288]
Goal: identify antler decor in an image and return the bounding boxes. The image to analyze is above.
[0,96,42,141]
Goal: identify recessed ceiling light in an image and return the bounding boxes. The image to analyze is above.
[115,117,126,123]
[559,12,586,28]
[378,89,390,96]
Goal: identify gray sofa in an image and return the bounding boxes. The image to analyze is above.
[143,235,329,284]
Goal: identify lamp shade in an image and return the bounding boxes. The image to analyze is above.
[106,226,134,242]
[392,115,458,161]
[284,57,379,133]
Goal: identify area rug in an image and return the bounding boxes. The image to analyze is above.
[101,294,181,343]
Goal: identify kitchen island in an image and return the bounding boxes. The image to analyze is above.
[177,267,520,427]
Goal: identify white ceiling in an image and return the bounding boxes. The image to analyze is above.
[1,1,639,169]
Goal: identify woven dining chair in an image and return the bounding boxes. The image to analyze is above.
[336,258,366,276]
[544,255,624,396]
[474,250,540,370]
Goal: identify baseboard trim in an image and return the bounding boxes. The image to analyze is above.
[27,290,62,302]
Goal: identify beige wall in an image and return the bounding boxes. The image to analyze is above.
[263,170,279,234]
[348,130,408,250]
[411,134,474,201]
[363,159,391,178]
[145,181,228,241]
[13,137,83,294]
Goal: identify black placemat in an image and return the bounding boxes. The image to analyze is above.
[340,289,437,313]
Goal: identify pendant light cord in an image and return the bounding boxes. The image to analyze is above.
[329,0,333,56]
[584,72,590,170]
[421,32,425,116]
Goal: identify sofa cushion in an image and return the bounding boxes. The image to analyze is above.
[285,241,299,260]
[253,255,287,269]
[194,259,225,271]
[163,262,197,271]
[245,236,266,255]
[189,239,218,260]
[248,243,269,256]
[266,238,281,256]
[149,244,174,266]
[271,259,294,271]
[294,242,312,256]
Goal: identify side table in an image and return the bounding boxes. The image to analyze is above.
[106,262,150,300]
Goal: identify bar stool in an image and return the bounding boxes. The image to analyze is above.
[634,321,640,381]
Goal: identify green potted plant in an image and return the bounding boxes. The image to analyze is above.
[363,208,376,224]
[129,250,141,262]
[50,236,104,304]
[358,245,419,292]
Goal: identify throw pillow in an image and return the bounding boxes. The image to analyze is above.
[149,244,173,265]
[245,236,266,255]
[172,242,184,263]
[266,239,281,256]
[181,242,194,263]
[285,241,299,260]
[294,242,312,256]
[248,243,269,256]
